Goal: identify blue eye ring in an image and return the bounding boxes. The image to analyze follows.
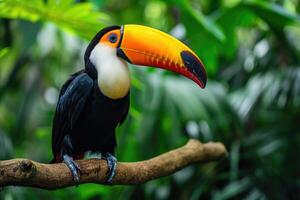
[108,33,118,43]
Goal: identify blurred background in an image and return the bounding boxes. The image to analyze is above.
[0,0,300,199]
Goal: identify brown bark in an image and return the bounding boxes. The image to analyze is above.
[0,139,227,190]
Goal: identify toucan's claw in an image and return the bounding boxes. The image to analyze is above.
[104,153,117,183]
[63,154,81,183]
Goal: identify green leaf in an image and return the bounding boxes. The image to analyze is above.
[213,178,251,200]
[182,3,225,42]
[215,5,256,59]
[77,184,110,199]
[177,0,225,42]
[230,141,240,181]
[0,47,9,58]
[241,0,300,27]
[0,0,110,39]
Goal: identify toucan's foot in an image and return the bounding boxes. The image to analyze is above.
[63,154,81,183]
[103,153,117,183]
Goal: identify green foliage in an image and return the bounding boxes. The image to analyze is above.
[242,0,300,27]
[0,0,110,39]
[0,0,300,199]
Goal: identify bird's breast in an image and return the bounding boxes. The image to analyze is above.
[70,84,129,151]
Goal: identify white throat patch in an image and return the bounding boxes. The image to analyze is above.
[89,44,130,99]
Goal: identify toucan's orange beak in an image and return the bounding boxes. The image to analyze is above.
[116,24,207,88]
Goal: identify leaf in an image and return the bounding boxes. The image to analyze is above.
[213,178,251,200]
[241,0,300,27]
[77,184,110,199]
[230,141,240,181]
[0,47,9,58]
[0,0,110,39]
[215,5,256,59]
[181,2,225,42]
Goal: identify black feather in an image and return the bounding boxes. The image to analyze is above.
[51,70,130,162]
[52,71,93,158]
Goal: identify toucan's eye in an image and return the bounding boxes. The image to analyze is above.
[108,33,118,43]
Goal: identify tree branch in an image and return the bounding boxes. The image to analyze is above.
[0,139,227,190]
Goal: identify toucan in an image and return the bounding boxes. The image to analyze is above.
[51,24,207,183]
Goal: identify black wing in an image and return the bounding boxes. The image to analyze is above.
[52,71,93,158]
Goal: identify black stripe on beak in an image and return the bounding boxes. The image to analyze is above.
[181,51,207,87]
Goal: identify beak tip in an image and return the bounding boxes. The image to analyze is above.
[202,75,207,88]
[181,51,207,89]
[201,81,207,88]
[198,78,206,89]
